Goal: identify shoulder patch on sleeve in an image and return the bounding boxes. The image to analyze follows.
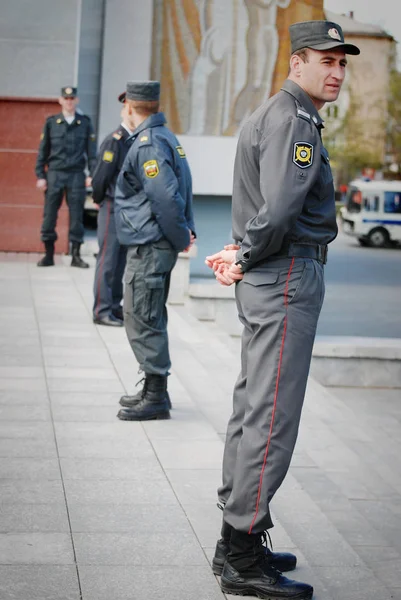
[113,132,122,140]
[143,159,159,178]
[103,150,114,163]
[296,107,311,122]
[176,145,186,158]
[293,142,314,169]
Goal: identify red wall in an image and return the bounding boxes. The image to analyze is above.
[0,97,69,253]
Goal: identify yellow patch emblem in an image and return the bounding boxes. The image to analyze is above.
[103,150,114,163]
[56,118,62,124]
[176,145,186,158]
[140,135,148,142]
[40,133,44,140]
[143,160,159,179]
[293,142,313,169]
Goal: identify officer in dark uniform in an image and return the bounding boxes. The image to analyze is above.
[114,81,195,421]
[205,21,360,599]
[92,91,134,327]
[35,86,97,268]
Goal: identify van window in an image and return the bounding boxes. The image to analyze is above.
[374,196,380,211]
[384,192,401,213]
[347,188,362,213]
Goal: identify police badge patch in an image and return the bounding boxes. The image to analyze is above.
[293,142,313,169]
[143,160,159,178]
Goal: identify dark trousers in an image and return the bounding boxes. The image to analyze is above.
[123,240,177,375]
[40,170,86,243]
[219,257,325,534]
[93,199,127,320]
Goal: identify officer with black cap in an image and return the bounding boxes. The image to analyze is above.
[114,81,195,421]
[35,86,97,268]
[205,20,360,599]
[92,91,135,327]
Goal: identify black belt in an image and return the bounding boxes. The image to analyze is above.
[277,242,328,264]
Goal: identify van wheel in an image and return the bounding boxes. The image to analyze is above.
[367,228,389,248]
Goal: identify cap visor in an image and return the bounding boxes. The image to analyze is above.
[310,40,360,55]
[118,92,126,103]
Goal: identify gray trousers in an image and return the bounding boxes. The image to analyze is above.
[219,257,325,534]
[93,200,126,320]
[123,240,177,376]
[41,170,86,243]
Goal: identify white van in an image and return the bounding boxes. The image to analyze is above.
[341,179,401,247]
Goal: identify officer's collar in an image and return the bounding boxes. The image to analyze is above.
[281,80,324,128]
[133,112,167,137]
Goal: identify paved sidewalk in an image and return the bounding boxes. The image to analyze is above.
[1,253,401,600]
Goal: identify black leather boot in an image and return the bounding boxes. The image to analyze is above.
[37,241,55,267]
[220,529,313,599]
[119,375,172,409]
[212,521,297,575]
[71,242,89,268]
[117,374,170,421]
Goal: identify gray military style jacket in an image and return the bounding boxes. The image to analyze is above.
[233,79,338,272]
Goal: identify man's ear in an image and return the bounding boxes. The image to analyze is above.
[290,54,302,76]
[58,97,63,106]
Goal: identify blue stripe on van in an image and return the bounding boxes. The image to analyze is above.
[362,219,401,225]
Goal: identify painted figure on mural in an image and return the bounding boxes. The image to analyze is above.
[152,0,293,136]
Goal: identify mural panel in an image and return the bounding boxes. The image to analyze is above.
[151,0,324,136]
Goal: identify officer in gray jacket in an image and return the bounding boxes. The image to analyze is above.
[206,20,360,599]
[114,81,195,421]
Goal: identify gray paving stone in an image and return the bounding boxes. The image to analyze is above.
[0,354,43,367]
[0,390,49,405]
[64,478,177,505]
[68,503,192,533]
[46,366,121,380]
[73,532,208,566]
[0,367,44,379]
[47,377,124,393]
[0,565,80,600]
[151,440,224,469]
[79,566,224,600]
[0,421,54,439]
[0,438,57,458]
[52,404,123,421]
[0,405,51,421]
[50,391,119,406]
[313,565,395,600]
[142,411,221,441]
[0,458,60,480]
[0,378,47,392]
[60,456,163,479]
[54,421,148,441]
[165,469,222,505]
[0,503,70,533]
[56,438,155,459]
[0,479,65,503]
[351,500,401,553]
[0,533,74,564]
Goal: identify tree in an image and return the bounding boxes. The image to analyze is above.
[385,69,401,177]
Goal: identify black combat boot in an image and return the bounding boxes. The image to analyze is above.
[117,374,170,421]
[37,241,55,267]
[119,375,172,409]
[71,242,89,268]
[220,529,313,599]
[212,521,297,576]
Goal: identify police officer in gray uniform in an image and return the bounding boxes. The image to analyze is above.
[35,86,97,268]
[92,91,134,327]
[206,21,360,599]
[114,81,195,421]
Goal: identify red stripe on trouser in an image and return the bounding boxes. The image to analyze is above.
[248,257,295,534]
[95,201,112,319]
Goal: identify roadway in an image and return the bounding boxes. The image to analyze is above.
[318,229,401,338]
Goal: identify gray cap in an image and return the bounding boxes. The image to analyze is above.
[125,81,160,102]
[290,20,360,55]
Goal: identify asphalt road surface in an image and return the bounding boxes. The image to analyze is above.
[318,229,401,339]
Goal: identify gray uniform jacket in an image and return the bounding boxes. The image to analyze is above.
[114,112,195,253]
[233,79,337,272]
[35,112,97,178]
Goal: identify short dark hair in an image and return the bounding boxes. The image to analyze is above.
[128,99,159,116]
[291,47,310,62]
